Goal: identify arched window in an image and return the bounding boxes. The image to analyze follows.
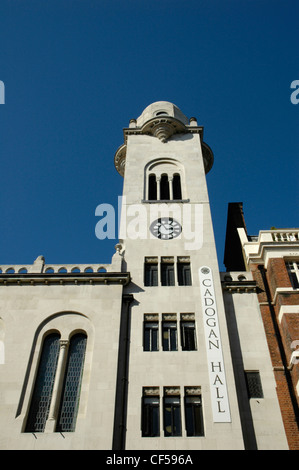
[160,174,170,200]
[25,331,87,433]
[172,174,182,200]
[56,333,87,432]
[25,333,60,432]
[148,174,157,200]
[144,158,185,202]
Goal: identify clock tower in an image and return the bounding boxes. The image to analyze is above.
[113,101,244,449]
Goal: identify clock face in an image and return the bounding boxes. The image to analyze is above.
[150,217,182,240]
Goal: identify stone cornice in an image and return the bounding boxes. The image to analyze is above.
[0,272,131,286]
[222,280,257,293]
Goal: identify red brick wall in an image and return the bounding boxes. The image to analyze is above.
[251,261,299,450]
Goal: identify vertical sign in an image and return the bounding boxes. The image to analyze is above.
[199,266,231,422]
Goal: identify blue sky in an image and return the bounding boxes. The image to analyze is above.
[0,0,298,271]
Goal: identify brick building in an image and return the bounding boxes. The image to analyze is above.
[224,202,299,449]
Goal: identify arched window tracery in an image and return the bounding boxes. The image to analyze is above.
[145,159,184,202]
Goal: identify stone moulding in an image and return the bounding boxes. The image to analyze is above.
[114,117,214,176]
[0,272,131,286]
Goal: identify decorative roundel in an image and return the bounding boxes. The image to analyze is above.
[149,217,182,240]
[201,267,210,274]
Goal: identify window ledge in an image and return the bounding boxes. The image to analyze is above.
[142,199,190,204]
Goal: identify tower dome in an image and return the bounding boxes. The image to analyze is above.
[136,101,189,127]
[114,101,214,176]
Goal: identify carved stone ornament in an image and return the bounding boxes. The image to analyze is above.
[143,387,159,396]
[114,144,127,177]
[141,116,187,143]
[114,117,214,176]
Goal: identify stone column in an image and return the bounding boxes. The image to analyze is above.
[45,339,69,432]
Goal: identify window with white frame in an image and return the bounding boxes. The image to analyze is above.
[286,261,299,289]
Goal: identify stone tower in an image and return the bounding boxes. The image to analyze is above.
[114,101,244,449]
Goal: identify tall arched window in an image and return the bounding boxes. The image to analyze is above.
[56,333,87,432]
[145,158,185,202]
[25,331,87,433]
[25,333,60,432]
[172,174,182,200]
[160,174,170,200]
[148,174,157,200]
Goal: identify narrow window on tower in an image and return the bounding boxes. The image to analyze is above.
[143,314,159,351]
[245,371,264,399]
[144,257,158,286]
[25,333,60,433]
[162,314,178,351]
[286,261,299,289]
[148,174,157,201]
[160,174,170,200]
[180,314,197,351]
[161,257,175,286]
[163,388,182,437]
[184,387,204,436]
[56,333,87,432]
[142,387,160,437]
[177,257,192,286]
[172,173,182,200]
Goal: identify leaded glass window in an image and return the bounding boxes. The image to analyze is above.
[56,333,87,432]
[25,333,60,432]
[245,371,263,398]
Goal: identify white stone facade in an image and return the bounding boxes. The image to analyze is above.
[0,102,288,450]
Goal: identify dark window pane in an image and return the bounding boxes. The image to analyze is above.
[56,334,87,432]
[162,322,177,351]
[144,263,158,286]
[245,371,263,398]
[144,322,159,351]
[164,397,181,436]
[25,333,60,432]
[172,174,182,200]
[177,263,192,286]
[181,322,196,351]
[185,396,204,436]
[161,263,175,286]
[148,174,157,200]
[286,261,299,289]
[160,174,170,200]
[142,397,160,437]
